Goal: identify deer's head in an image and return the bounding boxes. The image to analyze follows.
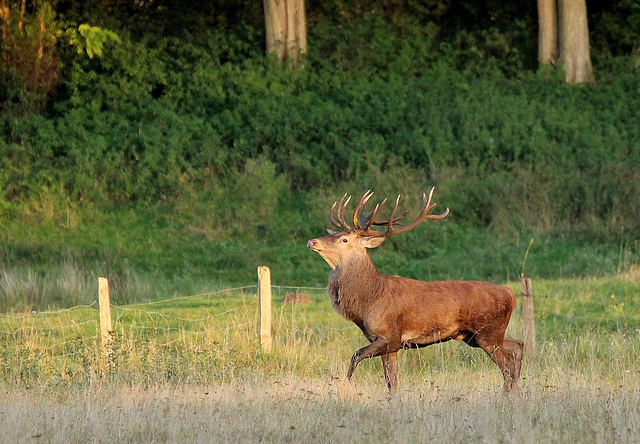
[308,188,449,270]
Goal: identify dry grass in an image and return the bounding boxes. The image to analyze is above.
[1,373,639,443]
[1,276,639,442]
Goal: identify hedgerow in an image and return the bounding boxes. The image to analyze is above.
[1,16,639,242]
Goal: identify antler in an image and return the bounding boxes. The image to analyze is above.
[329,193,353,230]
[351,188,449,238]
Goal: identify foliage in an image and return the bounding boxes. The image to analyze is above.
[66,24,120,59]
[0,0,639,313]
[590,0,640,58]
[3,36,639,233]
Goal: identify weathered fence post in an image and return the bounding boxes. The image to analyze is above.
[98,277,113,366]
[521,277,537,362]
[520,238,537,362]
[257,266,272,352]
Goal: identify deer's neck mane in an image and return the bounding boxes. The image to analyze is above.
[327,252,384,322]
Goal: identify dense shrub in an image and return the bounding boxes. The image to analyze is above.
[1,2,639,311]
[1,9,639,242]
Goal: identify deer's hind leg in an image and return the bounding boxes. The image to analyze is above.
[478,337,523,392]
[381,352,398,394]
[501,338,523,390]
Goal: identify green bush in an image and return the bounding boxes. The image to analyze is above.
[1,10,639,311]
[2,34,639,237]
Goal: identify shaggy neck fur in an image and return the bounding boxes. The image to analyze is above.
[328,251,384,323]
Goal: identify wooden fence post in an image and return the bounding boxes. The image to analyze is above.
[521,277,537,362]
[98,277,113,365]
[258,266,272,352]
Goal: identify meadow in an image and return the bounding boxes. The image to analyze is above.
[1,270,639,442]
[2,2,640,441]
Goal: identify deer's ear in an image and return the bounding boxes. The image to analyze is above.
[361,236,385,249]
[326,229,339,235]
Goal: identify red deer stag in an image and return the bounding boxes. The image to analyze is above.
[307,188,523,393]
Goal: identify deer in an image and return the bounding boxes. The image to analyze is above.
[307,188,523,394]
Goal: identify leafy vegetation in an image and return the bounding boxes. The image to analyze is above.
[1,1,639,310]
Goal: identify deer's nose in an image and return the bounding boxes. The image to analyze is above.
[307,239,320,251]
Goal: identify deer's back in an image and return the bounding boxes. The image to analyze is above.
[369,277,515,337]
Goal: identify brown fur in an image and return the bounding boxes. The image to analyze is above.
[308,230,523,394]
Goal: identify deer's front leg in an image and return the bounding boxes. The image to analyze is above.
[347,339,395,381]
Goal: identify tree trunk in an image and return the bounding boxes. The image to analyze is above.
[18,0,26,32]
[263,0,306,66]
[264,0,287,61]
[537,0,557,65]
[285,0,306,66]
[537,0,593,84]
[558,0,594,84]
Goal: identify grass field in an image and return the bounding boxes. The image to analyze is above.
[2,378,639,443]
[1,201,637,312]
[0,270,639,442]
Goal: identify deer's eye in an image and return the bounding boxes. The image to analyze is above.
[342,238,348,243]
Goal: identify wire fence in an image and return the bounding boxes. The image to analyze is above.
[1,276,638,388]
[0,276,640,386]
[0,281,367,387]
[1,279,638,349]
[0,283,333,362]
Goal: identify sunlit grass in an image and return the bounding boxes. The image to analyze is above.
[1,200,637,313]
[1,376,639,443]
[0,273,638,388]
[0,273,639,442]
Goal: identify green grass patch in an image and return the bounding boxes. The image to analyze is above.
[1,272,639,390]
[1,200,637,311]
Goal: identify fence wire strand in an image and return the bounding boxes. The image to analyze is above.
[0,300,98,318]
[0,284,273,373]
[118,285,259,308]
